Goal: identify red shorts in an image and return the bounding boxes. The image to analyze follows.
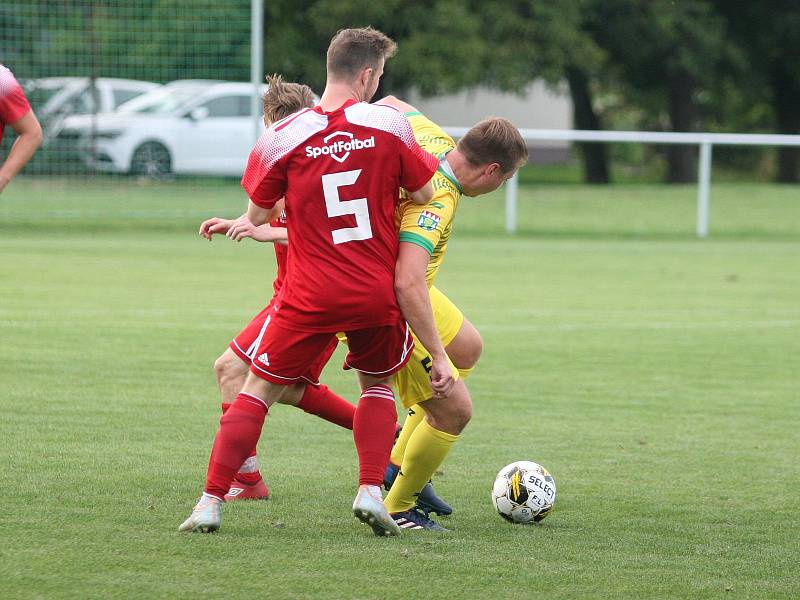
[249,311,414,385]
[230,302,336,385]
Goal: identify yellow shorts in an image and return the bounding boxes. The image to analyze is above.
[395,286,465,409]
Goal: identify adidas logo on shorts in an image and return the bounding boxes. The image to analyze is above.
[257,352,270,366]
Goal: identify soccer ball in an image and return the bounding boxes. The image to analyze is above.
[491,461,556,523]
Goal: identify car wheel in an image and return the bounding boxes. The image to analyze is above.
[130,142,172,179]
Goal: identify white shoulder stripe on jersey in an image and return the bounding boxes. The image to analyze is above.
[249,110,328,173]
[344,102,419,149]
[0,64,20,96]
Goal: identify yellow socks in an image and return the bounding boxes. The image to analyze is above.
[390,404,426,466]
[384,418,458,513]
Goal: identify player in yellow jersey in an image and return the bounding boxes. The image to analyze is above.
[376,96,529,531]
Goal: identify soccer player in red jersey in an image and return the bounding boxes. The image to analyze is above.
[180,28,446,536]
[198,75,366,502]
[0,64,42,195]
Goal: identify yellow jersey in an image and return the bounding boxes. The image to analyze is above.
[397,112,463,287]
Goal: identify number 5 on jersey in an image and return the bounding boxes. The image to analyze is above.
[322,169,374,245]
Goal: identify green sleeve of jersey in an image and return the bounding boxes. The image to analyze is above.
[399,231,435,254]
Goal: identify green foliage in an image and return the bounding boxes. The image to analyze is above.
[477,0,605,91]
[1,0,251,82]
[262,0,487,96]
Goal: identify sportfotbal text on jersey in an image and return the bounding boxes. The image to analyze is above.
[306,131,376,163]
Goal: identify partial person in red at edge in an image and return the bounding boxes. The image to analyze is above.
[0,64,43,195]
[179,27,445,537]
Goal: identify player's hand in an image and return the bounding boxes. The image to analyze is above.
[429,354,456,398]
[226,215,260,242]
[199,217,232,240]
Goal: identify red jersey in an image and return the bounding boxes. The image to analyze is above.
[242,99,438,333]
[270,209,288,297]
[0,65,31,147]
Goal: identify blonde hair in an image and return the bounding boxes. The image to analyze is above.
[263,74,315,124]
[457,118,529,173]
[326,27,397,80]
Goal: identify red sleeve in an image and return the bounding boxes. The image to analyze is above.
[395,119,439,192]
[0,66,31,126]
[240,135,287,209]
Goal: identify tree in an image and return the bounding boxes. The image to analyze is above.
[261,0,486,97]
[588,0,728,182]
[714,1,800,182]
[478,0,612,183]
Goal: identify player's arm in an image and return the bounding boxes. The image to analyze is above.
[395,243,455,396]
[0,111,43,194]
[222,200,283,242]
[406,179,434,205]
[200,198,286,242]
[199,215,287,244]
[228,218,287,244]
[376,96,433,204]
[375,95,419,114]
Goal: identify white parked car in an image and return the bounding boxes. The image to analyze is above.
[60,80,268,177]
[24,77,160,143]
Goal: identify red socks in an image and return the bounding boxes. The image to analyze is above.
[209,383,390,494]
[352,385,397,486]
[205,393,268,499]
[296,384,356,430]
[221,402,262,484]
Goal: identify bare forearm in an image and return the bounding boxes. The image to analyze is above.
[407,179,433,205]
[246,200,274,226]
[396,279,446,360]
[0,132,42,191]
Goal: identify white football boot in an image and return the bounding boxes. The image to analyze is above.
[178,494,223,533]
[352,485,402,537]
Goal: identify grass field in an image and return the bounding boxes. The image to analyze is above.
[1,179,799,598]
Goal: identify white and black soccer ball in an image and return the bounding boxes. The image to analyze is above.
[491,461,556,523]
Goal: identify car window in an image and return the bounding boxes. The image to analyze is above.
[26,86,64,110]
[118,86,201,114]
[66,89,97,115]
[201,95,252,118]
[113,88,146,108]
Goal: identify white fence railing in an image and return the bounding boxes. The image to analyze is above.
[442,128,800,237]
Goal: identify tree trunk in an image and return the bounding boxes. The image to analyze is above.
[771,64,800,183]
[566,67,610,184]
[667,72,697,183]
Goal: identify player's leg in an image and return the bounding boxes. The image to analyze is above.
[444,315,483,373]
[385,288,468,518]
[345,323,414,537]
[180,319,335,533]
[391,287,469,458]
[216,305,275,500]
[350,370,403,537]
[386,316,480,491]
[179,373,284,533]
[277,337,357,429]
[389,403,426,469]
[384,360,469,530]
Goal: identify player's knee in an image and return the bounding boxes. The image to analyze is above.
[426,386,471,434]
[214,352,245,385]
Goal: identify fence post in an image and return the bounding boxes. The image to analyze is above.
[697,140,712,238]
[251,0,264,144]
[505,171,519,233]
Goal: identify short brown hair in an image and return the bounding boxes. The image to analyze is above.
[263,74,315,123]
[326,27,397,80]
[457,118,529,173]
